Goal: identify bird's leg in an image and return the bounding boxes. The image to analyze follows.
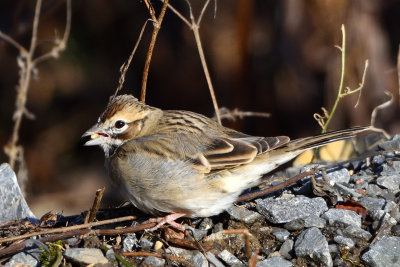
[146,213,186,231]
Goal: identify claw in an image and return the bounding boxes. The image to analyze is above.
[145,213,186,232]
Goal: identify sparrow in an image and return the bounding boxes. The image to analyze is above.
[83,94,368,230]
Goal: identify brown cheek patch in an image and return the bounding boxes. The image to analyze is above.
[118,130,136,140]
[117,121,143,140]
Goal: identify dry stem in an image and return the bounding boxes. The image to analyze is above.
[314,25,368,133]
[113,20,150,99]
[369,91,393,139]
[0,215,136,245]
[216,107,270,122]
[0,220,157,257]
[164,0,222,124]
[85,187,106,224]
[140,0,170,103]
[396,44,400,125]
[1,0,71,171]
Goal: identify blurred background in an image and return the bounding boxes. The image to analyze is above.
[0,0,399,216]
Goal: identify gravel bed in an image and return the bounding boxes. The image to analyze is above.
[1,134,400,266]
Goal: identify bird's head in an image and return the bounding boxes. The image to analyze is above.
[82,94,162,157]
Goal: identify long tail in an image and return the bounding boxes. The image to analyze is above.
[219,126,370,195]
[283,126,370,152]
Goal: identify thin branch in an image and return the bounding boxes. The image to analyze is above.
[162,1,191,27]
[0,32,28,55]
[197,0,211,25]
[3,0,71,171]
[346,60,368,108]
[144,0,157,22]
[184,0,195,22]
[321,24,346,133]
[369,91,393,139]
[33,0,72,65]
[215,107,270,122]
[314,25,368,133]
[398,44,400,114]
[85,187,105,224]
[29,0,42,56]
[6,0,43,170]
[0,221,156,257]
[236,169,319,203]
[140,0,170,103]
[0,215,136,244]
[193,28,221,124]
[248,250,259,267]
[163,0,222,124]
[113,20,150,99]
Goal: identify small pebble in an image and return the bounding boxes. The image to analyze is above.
[271,228,290,242]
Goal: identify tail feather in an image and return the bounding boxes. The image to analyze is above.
[284,126,370,152]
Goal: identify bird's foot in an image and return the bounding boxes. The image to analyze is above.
[145,213,186,232]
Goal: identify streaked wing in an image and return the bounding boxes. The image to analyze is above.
[154,110,291,173]
[203,135,290,170]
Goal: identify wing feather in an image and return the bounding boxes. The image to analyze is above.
[202,135,290,171]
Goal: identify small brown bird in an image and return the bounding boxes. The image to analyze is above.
[83,95,368,230]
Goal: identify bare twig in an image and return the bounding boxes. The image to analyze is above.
[369,91,393,139]
[248,250,259,267]
[163,2,191,27]
[33,0,71,65]
[163,0,222,124]
[314,25,368,133]
[0,215,136,245]
[140,0,170,103]
[0,32,28,55]
[85,187,106,224]
[190,0,221,124]
[236,169,319,203]
[5,0,42,170]
[113,20,150,99]
[215,107,270,122]
[397,44,400,127]
[0,221,157,257]
[2,0,71,171]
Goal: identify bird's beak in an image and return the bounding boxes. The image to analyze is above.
[82,124,109,146]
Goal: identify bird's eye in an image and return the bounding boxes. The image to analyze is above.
[114,120,126,129]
